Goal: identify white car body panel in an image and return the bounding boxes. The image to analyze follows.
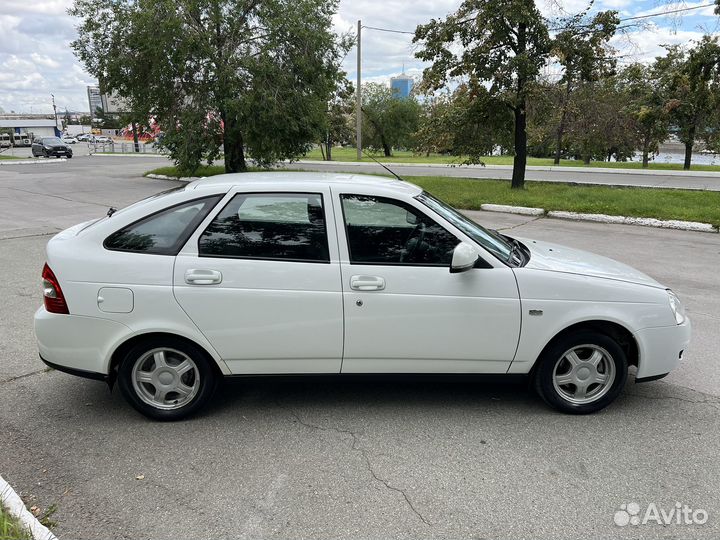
[33,172,690,385]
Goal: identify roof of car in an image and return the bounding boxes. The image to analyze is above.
[188,172,422,196]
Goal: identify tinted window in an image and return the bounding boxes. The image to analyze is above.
[198,193,329,262]
[104,196,221,255]
[341,195,459,265]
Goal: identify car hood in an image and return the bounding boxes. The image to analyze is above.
[516,237,663,288]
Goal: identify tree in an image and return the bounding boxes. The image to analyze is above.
[665,37,720,170]
[618,62,671,168]
[550,10,619,164]
[319,79,354,161]
[415,0,551,188]
[414,84,512,160]
[360,83,422,157]
[70,0,351,175]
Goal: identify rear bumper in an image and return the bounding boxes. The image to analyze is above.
[40,355,107,381]
[634,318,691,380]
[34,307,130,376]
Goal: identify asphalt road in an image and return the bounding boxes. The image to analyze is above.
[0,155,719,540]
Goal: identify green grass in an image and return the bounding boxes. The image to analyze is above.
[0,505,31,540]
[0,155,24,160]
[144,165,720,227]
[410,176,720,227]
[146,164,227,177]
[301,147,720,172]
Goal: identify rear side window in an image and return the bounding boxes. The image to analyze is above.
[198,192,329,262]
[104,196,221,255]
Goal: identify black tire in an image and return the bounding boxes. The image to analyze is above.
[533,331,628,414]
[67,154,73,159]
[117,337,218,421]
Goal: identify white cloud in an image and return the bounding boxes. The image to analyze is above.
[0,0,718,114]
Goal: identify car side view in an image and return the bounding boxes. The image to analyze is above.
[34,173,691,420]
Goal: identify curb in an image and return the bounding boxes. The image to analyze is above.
[90,153,168,158]
[547,211,718,233]
[0,474,57,540]
[146,173,200,182]
[481,203,544,216]
[0,158,67,166]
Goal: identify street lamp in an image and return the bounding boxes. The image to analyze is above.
[51,94,59,135]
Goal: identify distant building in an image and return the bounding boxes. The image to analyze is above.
[390,73,413,99]
[0,119,60,140]
[100,92,129,114]
[87,85,102,116]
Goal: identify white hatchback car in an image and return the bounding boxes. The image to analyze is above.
[35,173,691,420]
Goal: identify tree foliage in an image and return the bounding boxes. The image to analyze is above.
[415,0,551,188]
[361,83,422,157]
[70,0,351,175]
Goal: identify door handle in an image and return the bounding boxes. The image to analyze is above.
[350,275,385,291]
[185,269,222,285]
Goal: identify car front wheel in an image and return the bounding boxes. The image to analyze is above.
[533,331,628,414]
[117,338,218,421]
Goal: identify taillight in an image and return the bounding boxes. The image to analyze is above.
[42,263,69,314]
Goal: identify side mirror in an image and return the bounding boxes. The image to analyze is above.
[450,242,480,273]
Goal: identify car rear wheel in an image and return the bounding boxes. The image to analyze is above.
[533,331,628,414]
[117,338,218,421]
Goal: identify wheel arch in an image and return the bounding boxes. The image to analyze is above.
[529,320,639,378]
[108,331,225,387]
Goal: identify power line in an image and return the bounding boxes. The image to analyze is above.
[362,25,415,35]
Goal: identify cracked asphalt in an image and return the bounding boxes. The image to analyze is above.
[0,155,719,539]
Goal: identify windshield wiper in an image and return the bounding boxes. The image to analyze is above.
[506,238,525,266]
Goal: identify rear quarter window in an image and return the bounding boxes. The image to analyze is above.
[104,195,221,255]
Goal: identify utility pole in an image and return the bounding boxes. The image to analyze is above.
[356,19,362,161]
[51,94,58,134]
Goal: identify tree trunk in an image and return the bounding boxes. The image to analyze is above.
[553,79,572,165]
[642,134,650,168]
[319,143,326,161]
[327,134,332,161]
[382,139,391,157]
[683,126,695,170]
[222,109,247,173]
[511,23,528,189]
[132,122,140,153]
[511,105,527,189]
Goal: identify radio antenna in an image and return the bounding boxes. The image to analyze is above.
[362,151,404,181]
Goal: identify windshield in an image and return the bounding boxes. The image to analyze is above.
[416,191,512,263]
[42,137,63,145]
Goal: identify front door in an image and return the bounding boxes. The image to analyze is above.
[174,189,344,374]
[335,192,521,373]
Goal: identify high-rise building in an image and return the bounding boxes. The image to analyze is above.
[87,86,102,116]
[390,73,413,99]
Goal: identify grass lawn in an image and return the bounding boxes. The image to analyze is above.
[0,155,24,160]
[144,165,720,227]
[0,504,31,540]
[301,147,720,172]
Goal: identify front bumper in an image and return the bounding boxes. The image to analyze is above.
[634,318,691,380]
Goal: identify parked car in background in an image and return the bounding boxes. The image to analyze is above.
[93,135,113,144]
[62,135,78,144]
[76,133,92,142]
[34,173,690,420]
[31,137,73,158]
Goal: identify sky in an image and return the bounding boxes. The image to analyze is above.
[0,0,718,114]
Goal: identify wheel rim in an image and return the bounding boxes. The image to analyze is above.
[131,348,200,410]
[552,344,616,405]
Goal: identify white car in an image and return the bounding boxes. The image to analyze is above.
[61,135,78,144]
[34,173,691,420]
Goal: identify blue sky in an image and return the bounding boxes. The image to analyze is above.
[0,0,717,114]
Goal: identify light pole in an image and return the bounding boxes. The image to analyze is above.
[356,19,362,161]
[50,94,59,135]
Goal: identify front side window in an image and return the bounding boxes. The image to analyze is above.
[198,192,329,262]
[340,194,459,265]
[104,196,221,255]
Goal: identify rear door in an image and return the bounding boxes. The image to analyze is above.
[173,188,344,374]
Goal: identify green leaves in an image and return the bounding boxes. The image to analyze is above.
[70,0,350,174]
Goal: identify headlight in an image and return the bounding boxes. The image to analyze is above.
[667,290,686,325]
